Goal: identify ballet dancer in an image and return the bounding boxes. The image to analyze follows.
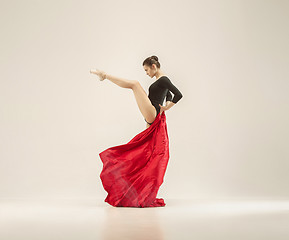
[95,55,183,207]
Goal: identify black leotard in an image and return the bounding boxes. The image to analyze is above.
[147,76,183,120]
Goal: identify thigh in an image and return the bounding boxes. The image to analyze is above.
[132,82,156,123]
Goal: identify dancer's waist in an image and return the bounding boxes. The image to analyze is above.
[150,99,162,105]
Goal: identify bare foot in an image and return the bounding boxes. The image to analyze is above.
[90,69,106,81]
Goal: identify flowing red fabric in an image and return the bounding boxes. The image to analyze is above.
[99,111,169,208]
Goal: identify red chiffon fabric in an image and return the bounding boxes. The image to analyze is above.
[99,111,169,207]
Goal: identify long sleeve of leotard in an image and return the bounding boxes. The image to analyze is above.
[166,90,172,102]
[160,78,183,104]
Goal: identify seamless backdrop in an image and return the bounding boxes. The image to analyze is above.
[0,0,288,201]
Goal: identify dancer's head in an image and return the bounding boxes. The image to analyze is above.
[143,55,161,78]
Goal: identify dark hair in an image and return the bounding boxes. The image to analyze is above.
[143,55,161,68]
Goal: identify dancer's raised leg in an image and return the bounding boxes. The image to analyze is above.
[130,81,157,123]
[90,69,157,123]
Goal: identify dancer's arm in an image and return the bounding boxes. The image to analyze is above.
[160,77,183,111]
[165,89,174,110]
[165,101,175,110]
[166,89,172,102]
[159,101,175,113]
[160,77,183,104]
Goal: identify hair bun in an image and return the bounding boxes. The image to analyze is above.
[151,55,158,62]
[143,55,161,68]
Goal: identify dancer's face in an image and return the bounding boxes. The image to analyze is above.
[143,64,157,78]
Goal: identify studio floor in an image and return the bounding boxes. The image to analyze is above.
[1,198,289,240]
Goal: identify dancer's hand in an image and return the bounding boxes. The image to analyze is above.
[159,104,168,114]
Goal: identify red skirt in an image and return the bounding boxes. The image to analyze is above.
[99,111,169,207]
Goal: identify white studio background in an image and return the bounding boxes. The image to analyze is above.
[0,0,288,201]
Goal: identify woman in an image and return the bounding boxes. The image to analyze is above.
[91,55,183,207]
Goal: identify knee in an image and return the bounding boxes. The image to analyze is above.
[131,80,140,89]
